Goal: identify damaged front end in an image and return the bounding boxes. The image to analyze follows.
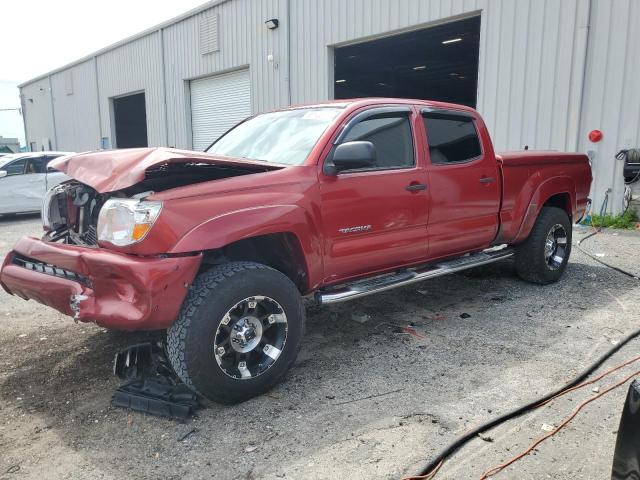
[0,148,283,329]
[41,181,163,249]
[42,161,264,248]
[42,181,110,247]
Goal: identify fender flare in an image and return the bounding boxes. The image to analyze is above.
[169,204,324,291]
[512,176,576,244]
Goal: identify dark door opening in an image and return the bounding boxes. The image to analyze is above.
[113,92,148,148]
[334,16,481,107]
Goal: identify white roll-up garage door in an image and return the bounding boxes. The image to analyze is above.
[190,69,251,151]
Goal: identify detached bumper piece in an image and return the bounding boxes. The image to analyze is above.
[112,343,199,420]
[611,379,640,480]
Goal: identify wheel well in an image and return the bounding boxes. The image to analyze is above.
[543,193,572,221]
[200,233,309,293]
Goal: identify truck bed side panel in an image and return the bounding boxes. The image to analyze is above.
[496,152,592,244]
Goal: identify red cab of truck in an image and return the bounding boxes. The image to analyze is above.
[0,98,592,403]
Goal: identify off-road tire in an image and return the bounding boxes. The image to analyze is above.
[167,261,305,404]
[515,206,572,284]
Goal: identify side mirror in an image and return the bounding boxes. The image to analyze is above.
[327,141,376,174]
[0,170,7,179]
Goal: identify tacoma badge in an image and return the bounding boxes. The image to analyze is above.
[338,225,372,234]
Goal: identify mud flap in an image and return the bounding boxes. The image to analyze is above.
[112,343,199,420]
[611,379,640,479]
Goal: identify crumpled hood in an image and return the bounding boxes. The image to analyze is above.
[50,147,281,193]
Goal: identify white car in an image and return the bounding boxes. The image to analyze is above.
[0,151,75,216]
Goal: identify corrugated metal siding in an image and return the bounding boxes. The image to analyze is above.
[96,31,166,146]
[162,0,289,149]
[579,0,640,214]
[17,0,640,213]
[49,60,101,151]
[20,81,55,151]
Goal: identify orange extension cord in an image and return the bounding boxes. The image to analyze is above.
[402,354,640,480]
[480,367,640,479]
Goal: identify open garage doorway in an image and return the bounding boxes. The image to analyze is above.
[334,16,481,107]
[112,92,148,148]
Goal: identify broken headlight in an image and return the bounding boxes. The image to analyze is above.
[97,199,162,246]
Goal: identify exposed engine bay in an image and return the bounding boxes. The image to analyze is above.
[43,182,110,246]
[42,162,265,246]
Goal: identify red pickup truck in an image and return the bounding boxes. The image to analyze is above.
[1,98,591,403]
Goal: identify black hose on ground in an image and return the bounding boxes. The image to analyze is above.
[411,325,640,478]
[576,230,640,280]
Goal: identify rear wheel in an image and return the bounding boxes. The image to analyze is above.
[515,206,572,284]
[167,261,305,404]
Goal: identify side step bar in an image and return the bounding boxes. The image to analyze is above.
[317,247,514,305]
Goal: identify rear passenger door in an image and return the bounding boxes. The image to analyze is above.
[22,156,49,211]
[0,157,41,214]
[422,110,500,259]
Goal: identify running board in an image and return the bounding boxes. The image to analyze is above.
[317,247,514,305]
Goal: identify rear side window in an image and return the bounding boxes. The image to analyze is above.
[423,114,482,164]
[4,158,26,176]
[342,113,415,169]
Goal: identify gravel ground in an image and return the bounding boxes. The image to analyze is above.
[1,215,639,480]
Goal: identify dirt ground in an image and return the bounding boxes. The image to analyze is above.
[1,214,639,480]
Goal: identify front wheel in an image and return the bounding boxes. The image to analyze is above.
[515,206,572,284]
[167,261,305,404]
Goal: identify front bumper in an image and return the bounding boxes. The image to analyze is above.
[0,236,202,330]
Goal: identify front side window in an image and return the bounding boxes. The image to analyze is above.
[27,157,48,174]
[207,107,343,165]
[423,114,482,164]
[341,113,415,169]
[3,158,26,176]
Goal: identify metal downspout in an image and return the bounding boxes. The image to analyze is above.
[19,93,29,151]
[160,28,170,147]
[47,75,58,150]
[94,56,103,149]
[575,0,593,151]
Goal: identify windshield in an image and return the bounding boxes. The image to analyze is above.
[207,108,342,165]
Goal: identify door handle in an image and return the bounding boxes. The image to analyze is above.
[479,177,496,184]
[405,183,427,192]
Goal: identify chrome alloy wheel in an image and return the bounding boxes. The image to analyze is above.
[544,224,568,270]
[214,296,288,380]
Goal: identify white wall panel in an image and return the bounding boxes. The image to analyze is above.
[49,60,100,152]
[20,81,55,151]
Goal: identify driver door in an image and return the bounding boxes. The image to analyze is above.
[318,106,429,284]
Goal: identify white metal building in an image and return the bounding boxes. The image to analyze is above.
[19,0,640,214]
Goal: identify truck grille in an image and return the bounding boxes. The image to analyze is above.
[83,225,98,246]
[12,254,91,287]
